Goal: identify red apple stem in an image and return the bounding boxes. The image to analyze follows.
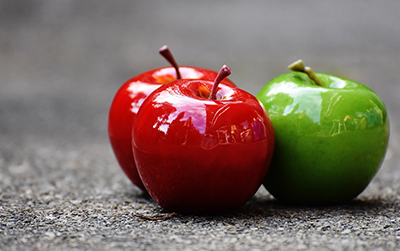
[209,65,232,100]
[288,59,323,87]
[159,45,182,79]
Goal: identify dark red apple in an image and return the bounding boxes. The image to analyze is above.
[108,46,235,191]
[132,65,275,213]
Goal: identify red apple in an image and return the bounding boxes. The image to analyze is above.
[108,46,235,191]
[132,65,275,213]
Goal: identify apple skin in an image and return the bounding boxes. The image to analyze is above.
[132,79,275,213]
[256,72,389,205]
[108,66,235,191]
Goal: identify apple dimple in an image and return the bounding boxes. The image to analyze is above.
[286,72,364,90]
[152,67,205,84]
[196,85,212,99]
[186,80,235,101]
[187,81,212,99]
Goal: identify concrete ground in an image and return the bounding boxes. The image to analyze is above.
[1,1,400,250]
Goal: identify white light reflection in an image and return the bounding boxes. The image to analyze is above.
[268,82,328,124]
[153,91,207,135]
[127,82,160,113]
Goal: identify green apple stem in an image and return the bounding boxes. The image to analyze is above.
[159,45,182,79]
[288,59,323,87]
[209,65,232,100]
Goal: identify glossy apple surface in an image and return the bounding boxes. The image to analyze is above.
[108,66,235,191]
[257,71,389,205]
[132,78,274,213]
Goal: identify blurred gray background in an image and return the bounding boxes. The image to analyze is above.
[1,1,400,250]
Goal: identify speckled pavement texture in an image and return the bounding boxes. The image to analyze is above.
[1,1,400,250]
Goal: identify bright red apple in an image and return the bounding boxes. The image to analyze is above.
[132,65,275,213]
[108,46,235,191]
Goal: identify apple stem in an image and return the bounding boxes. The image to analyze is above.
[209,65,232,100]
[159,45,182,79]
[288,59,323,87]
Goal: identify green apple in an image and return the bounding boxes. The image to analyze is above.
[257,60,389,205]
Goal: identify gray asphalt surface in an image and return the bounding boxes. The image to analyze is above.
[1,1,400,250]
